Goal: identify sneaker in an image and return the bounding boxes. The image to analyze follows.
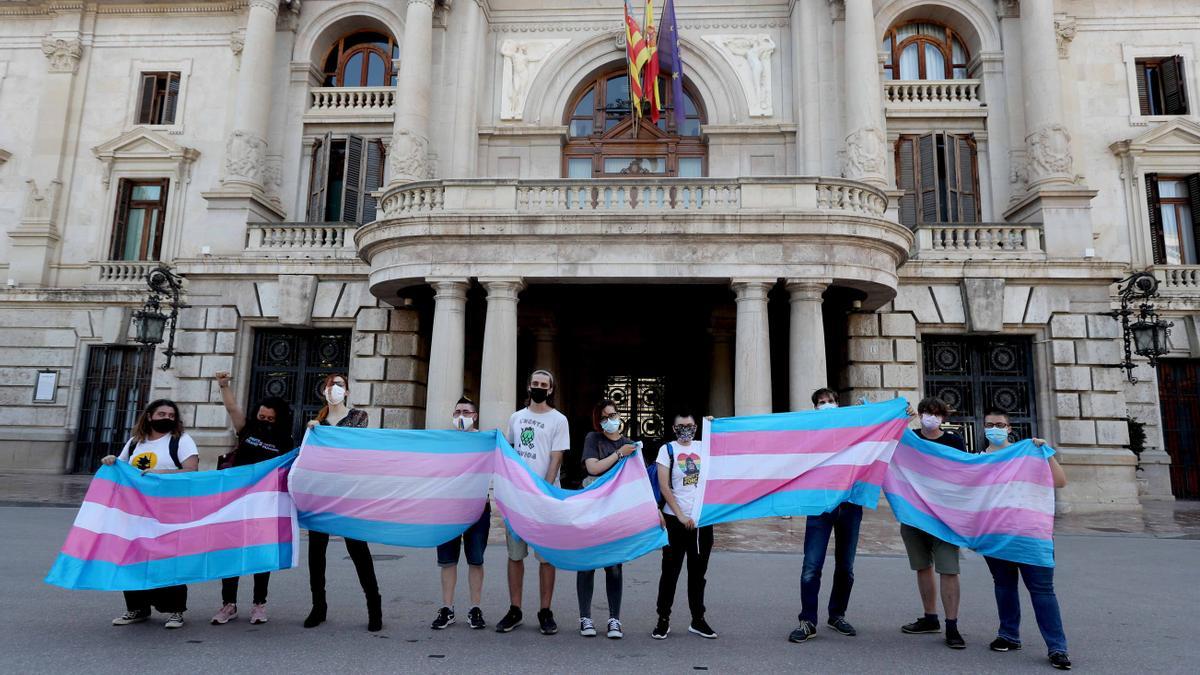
[901,616,941,634]
[990,636,1022,652]
[827,616,856,637]
[788,620,817,643]
[495,606,522,633]
[112,609,150,626]
[467,606,486,630]
[164,613,185,629]
[579,617,597,637]
[652,616,670,640]
[537,608,558,635]
[606,618,623,639]
[210,603,237,625]
[945,627,966,649]
[688,618,718,639]
[431,606,455,630]
[1049,652,1072,670]
[249,603,268,625]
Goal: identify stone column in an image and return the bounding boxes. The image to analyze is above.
[424,279,469,429]
[732,280,774,416]
[841,0,887,188]
[788,280,830,410]
[707,308,736,418]
[1018,0,1074,188]
[220,0,279,192]
[795,0,823,175]
[478,279,524,433]
[389,0,436,184]
[449,0,485,177]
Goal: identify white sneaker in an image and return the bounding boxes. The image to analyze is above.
[112,609,150,626]
[607,618,624,639]
[164,613,185,629]
[579,617,597,637]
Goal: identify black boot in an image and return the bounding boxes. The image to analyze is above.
[304,592,327,628]
[366,593,383,632]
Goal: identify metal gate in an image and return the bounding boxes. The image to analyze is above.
[922,335,1038,453]
[1158,359,1199,499]
[604,374,668,445]
[248,329,351,441]
[73,345,156,473]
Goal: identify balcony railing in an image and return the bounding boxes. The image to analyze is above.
[1154,265,1200,293]
[95,260,160,284]
[912,223,1044,259]
[305,86,395,121]
[884,79,983,109]
[245,222,358,257]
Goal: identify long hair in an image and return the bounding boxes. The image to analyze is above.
[131,399,183,444]
[524,368,556,406]
[592,398,617,433]
[255,395,294,435]
[314,373,349,424]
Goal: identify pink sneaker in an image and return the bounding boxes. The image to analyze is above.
[249,603,268,625]
[210,603,237,625]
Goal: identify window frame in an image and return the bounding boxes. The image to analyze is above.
[109,177,170,261]
[895,132,981,228]
[882,21,970,81]
[1122,44,1197,126]
[136,72,181,126]
[321,30,399,88]
[1145,173,1200,266]
[125,59,191,133]
[305,133,388,225]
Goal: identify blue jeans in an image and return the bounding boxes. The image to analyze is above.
[799,502,862,623]
[436,505,491,567]
[985,556,1068,655]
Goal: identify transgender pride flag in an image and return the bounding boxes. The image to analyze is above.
[290,426,494,547]
[695,398,909,526]
[493,440,667,571]
[885,430,1057,567]
[45,451,298,591]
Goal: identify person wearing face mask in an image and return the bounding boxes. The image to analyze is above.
[900,396,968,649]
[980,409,1072,671]
[431,397,491,631]
[576,399,639,639]
[302,373,382,632]
[652,410,717,641]
[210,371,295,626]
[497,369,569,636]
[101,399,199,630]
[788,389,862,644]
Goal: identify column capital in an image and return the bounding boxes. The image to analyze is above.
[479,277,525,300]
[41,35,82,74]
[786,279,832,302]
[731,279,775,302]
[428,278,470,301]
[247,0,280,16]
[408,0,437,9]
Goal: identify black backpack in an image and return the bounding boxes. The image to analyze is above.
[125,435,181,469]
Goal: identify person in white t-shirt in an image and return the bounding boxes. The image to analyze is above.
[101,399,199,630]
[495,369,569,636]
[652,410,717,641]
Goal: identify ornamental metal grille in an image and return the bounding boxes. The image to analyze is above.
[922,335,1037,453]
[249,329,351,441]
[604,375,668,445]
[73,345,156,473]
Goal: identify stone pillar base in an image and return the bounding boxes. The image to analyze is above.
[1137,450,1177,501]
[1055,448,1143,514]
[1003,186,1098,259]
[199,189,287,256]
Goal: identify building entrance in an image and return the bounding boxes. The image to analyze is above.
[1158,359,1200,499]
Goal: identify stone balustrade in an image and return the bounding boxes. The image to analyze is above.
[245,222,357,257]
[1154,265,1200,294]
[305,87,395,122]
[913,223,1045,259]
[95,260,160,284]
[883,79,983,108]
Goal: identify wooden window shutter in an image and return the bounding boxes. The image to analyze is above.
[1187,174,1200,264]
[306,132,331,222]
[162,73,180,125]
[957,135,978,223]
[1145,173,1166,265]
[110,180,134,260]
[1164,56,1189,114]
[341,135,364,224]
[1136,61,1151,115]
[896,137,918,227]
[137,74,157,124]
[149,178,170,261]
[917,132,939,224]
[361,140,385,224]
[944,134,961,222]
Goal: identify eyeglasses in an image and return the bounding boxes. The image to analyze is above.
[601,413,620,421]
[983,422,1010,429]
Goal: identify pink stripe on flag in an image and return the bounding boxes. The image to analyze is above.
[84,469,289,524]
[498,453,645,500]
[299,444,492,478]
[292,494,486,524]
[892,444,1054,487]
[702,460,889,505]
[496,502,660,550]
[60,516,293,565]
[885,473,1054,540]
[710,419,909,456]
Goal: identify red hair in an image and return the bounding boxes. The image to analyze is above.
[314,373,349,424]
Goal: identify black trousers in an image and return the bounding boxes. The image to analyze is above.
[221,573,270,605]
[656,516,713,621]
[124,585,187,614]
[307,531,379,599]
[577,565,623,620]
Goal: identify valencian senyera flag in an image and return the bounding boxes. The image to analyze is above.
[885,431,1058,567]
[694,399,909,526]
[45,451,298,591]
[642,0,662,122]
[290,426,495,547]
[623,0,651,117]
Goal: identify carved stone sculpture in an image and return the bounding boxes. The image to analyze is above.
[499,38,569,120]
[222,129,268,186]
[389,129,433,183]
[843,126,886,180]
[41,36,82,73]
[1025,124,1074,183]
[22,179,61,223]
[1054,16,1076,58]
[702,35,776,117]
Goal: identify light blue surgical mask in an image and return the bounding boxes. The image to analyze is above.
[985,427,1010,446]
[600,417,621,434]
[817,402,838,410]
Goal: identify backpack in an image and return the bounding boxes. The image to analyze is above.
[126,435,182,469]
[647,442,675,508]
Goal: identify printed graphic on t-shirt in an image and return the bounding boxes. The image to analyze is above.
[677,453,701,487]
[520,426,536,451]
[131,452,157,470]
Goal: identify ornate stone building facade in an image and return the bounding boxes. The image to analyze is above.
[1,1,1198,510]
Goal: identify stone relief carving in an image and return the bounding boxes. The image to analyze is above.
[41,36,82,73]
[1008,149,1028,187]
[222,129,267,186]
[1025,124,1074,182]
[499,38,569,120]
[843,126,886,180]
[263,155,282,199]
[22,179,61,223]
[1054,16,1076,58]
[389,129,433,182]
[702,34,776,117]
[230,30,245,56]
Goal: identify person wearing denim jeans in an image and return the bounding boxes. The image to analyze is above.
[788,389,863,644]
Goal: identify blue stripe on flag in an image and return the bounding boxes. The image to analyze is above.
[713,398,908,433]
[304,426,498,454]
[517,524,667,571]
[44,543,295,591]
[98,450,296,499]
[298,512,473,548]
[496,438,630,499]
[698,481,882,527]
[885,492,1055,567]
[901,430,1055,464]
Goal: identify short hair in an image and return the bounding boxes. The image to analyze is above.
[672,408,697,424]
[256,396,294,431]
[811,388,838,407]
[455,396,477,413]
[983,407,1009,420]
[592,398,617,433]
[917,396,952,417]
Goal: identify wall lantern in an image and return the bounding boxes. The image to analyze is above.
[1101,272,1173,383]
[133,266,186,370]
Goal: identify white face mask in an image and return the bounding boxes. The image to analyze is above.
[817,402,838,410]
[454,416,475,431]
[326,384,346,405]
[920,414,942,431]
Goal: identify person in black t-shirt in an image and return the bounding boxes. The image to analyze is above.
[210,371,295,627]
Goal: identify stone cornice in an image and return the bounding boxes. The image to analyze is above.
[0,1,248,17]
[900,259,1129,282]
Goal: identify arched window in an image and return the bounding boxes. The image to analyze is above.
[882,21,969,80]
[562,64,707,178]
[321,31,399,87]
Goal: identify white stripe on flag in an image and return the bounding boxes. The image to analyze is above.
[289,468,492,501]
[493,473,650,528]
[889,464,1056,516]
[72,491,293,540]
[707,441,896,480]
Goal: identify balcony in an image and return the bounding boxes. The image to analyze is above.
[911,223,1045,260]
[357,177,913,308]
[244,222,359,259]
[304,86,394,123]
[1154,265,1200,296]
[93,260,160,285]
[883,79,985,116]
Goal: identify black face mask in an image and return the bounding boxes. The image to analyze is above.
[256,421,276,436]
[149,418,175,433]
[528,387,549,404]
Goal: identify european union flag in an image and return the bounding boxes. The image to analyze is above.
[657,0,686,127]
